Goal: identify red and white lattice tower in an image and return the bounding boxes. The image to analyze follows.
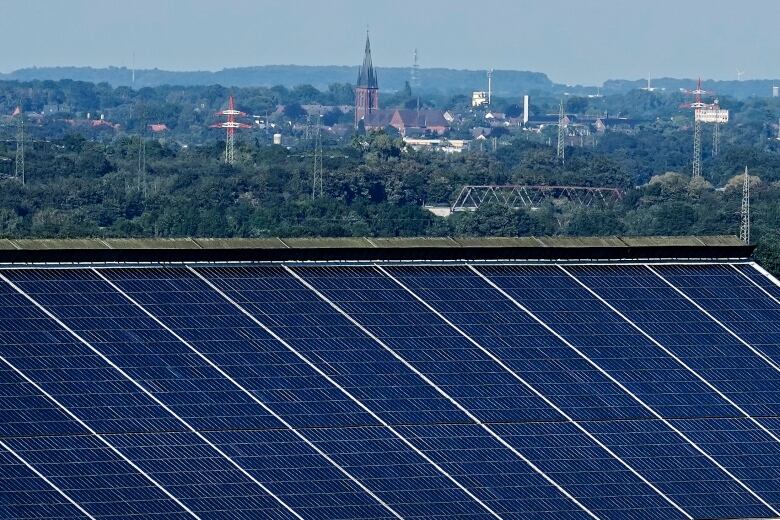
[211,95,250,165]
[681,79,718,178]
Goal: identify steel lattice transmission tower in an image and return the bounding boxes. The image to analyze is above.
[211,96,250,165]
[12,106,25,185]
[692,117,702,177]
[557,100,566,164]
[312,117,323,199]
[137,133,146,193]
[740,166,750,244]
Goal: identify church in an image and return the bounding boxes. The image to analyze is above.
[354,34,449,136]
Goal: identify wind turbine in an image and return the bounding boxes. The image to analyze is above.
[737,69,746,81]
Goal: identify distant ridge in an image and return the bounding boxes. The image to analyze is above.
[0,65,553,96]
[1,65,779,99]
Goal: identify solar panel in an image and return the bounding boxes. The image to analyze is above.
[0,260,779,519]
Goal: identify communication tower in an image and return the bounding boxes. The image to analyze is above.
[681,79,719,178]
[211,95,251,165]
[740,166,750,244]
[410,48,420,90]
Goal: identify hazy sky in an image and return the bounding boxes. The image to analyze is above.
[1,0,777,85]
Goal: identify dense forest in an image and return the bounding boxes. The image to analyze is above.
[0,79,779,272]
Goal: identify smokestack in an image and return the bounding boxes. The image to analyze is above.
[523,95,529,124]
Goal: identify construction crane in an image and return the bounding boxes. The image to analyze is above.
[211,95,250,165]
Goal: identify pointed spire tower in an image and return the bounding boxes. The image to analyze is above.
[355,32,380,128]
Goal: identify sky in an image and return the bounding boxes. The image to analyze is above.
[0,0,778,85]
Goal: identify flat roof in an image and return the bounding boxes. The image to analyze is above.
[0,236,753,263]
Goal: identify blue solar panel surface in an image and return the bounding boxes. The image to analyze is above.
[0,261,779,520]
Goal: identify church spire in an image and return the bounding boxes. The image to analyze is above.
[357,31,378,89]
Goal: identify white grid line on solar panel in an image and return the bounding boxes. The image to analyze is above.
[560,265,780,444]
[467,264,780,517]
[0,272,303,520]
[186,265,506,520]
[374,264,693,519]
[281,265,600,520]
[732,265,780,306]
[0,439,96,520]
[647,266,780,376]
[91,267,406,520]
[0,354,199,519]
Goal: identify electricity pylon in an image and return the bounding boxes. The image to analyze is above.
[557,100,566,164]
[312,117,323,199]
[740,166,750,244]
[13,106,24,184]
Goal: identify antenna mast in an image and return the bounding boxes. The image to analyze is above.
[557,99,566,164]
[740,166,750,244]
[411,48,420,90]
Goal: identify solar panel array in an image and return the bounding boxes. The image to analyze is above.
[2,261,780,520]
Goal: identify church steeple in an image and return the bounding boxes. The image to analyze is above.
[357,32,378,89]
[354,31,380,127]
